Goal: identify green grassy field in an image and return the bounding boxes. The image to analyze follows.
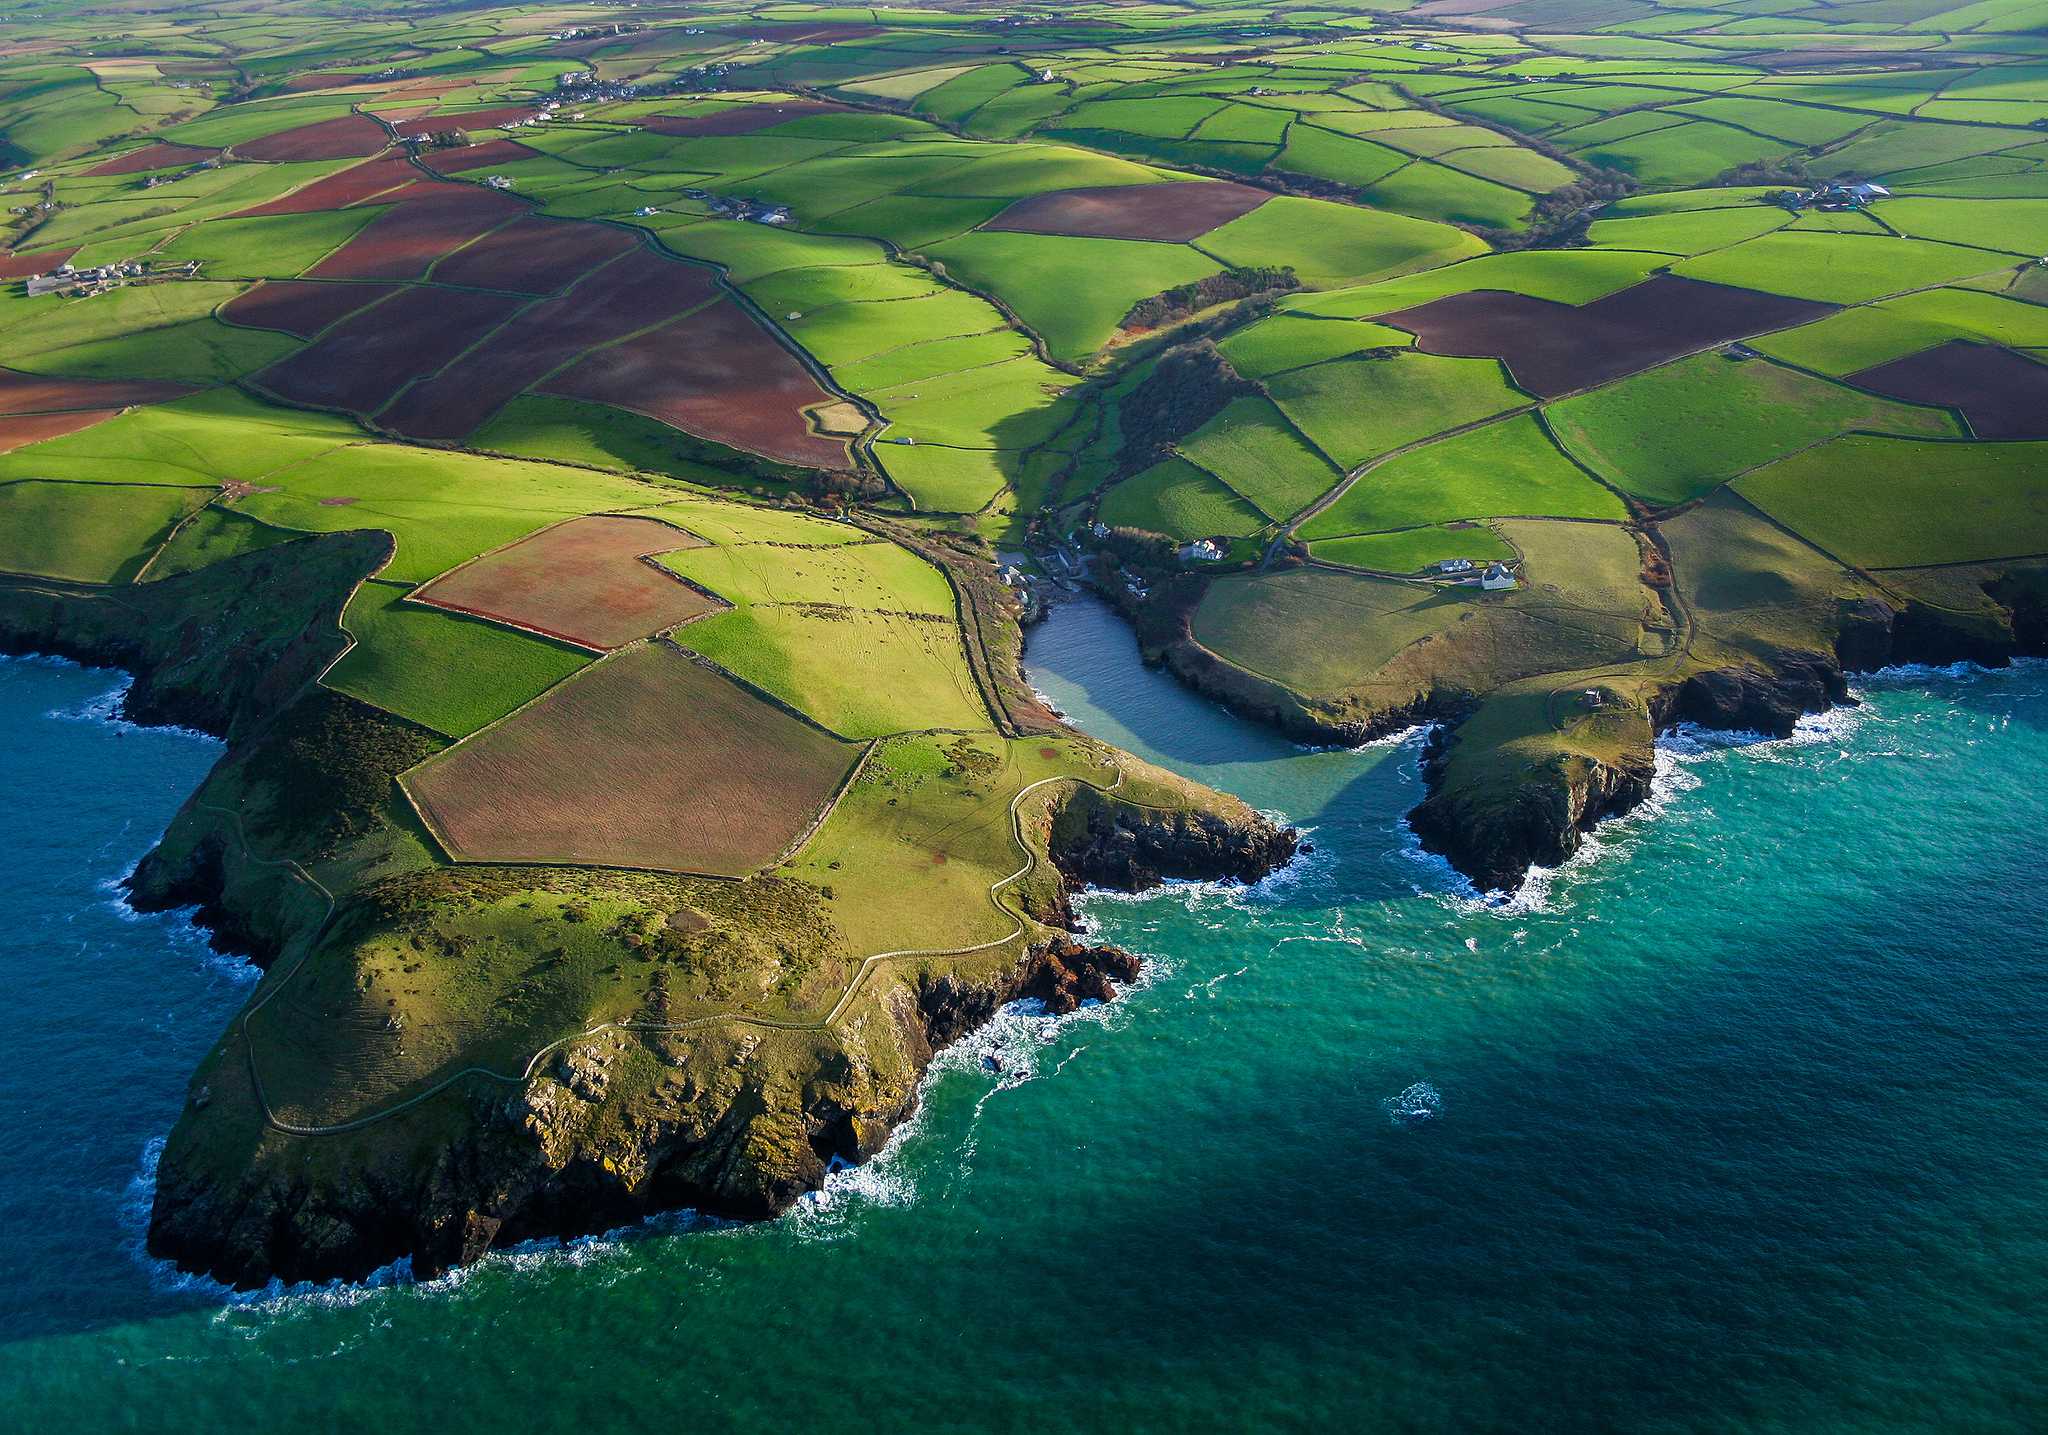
[151,208,386,279]
[1097,456,1269,541]
[1218,314,1414,379]
[659,538,957,617]
[1194,196,1487,290]
[145,504,296,579]
[1547,354,1962,506]
[1751,286,2048,373]
[829,331,1034,392]
[1299,415,1628,538]
[468,395,761,488]
[1266,354,1529,472]
[1192,565,1469,697]
[1673,232,2018,304]
[873,441,1014,513]
[0,479,209,582]
[1734,436,2048,568]
[1581,205,1793,256]
[862,356,1075,451]
[0,281,248,364]
[232,443,668,583]
[924,231,1223,363]
[1280,249,1667,319]
[671,603,989,738]
[323,579,597,738]
[1176,396,1346,523]
[1308,523,1516,574]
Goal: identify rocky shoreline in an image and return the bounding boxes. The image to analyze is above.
[0,539,1298,1290]
[135,796,1294,1289]
[1098,557,2048,895]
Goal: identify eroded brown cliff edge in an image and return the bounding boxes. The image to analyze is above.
[0,530,1295,1290]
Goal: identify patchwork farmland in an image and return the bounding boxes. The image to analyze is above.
[1,0,2044,1282]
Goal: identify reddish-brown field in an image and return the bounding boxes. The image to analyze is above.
[233,114,392,163]
[401,640,858,875]
[428,214,638,295]
[303,185,527,282]
[82,142,220,177]
[249,286,528,414]
[220,280,402,338]
[541,298,851,467]
[0,408,121,450]
[228,153,419,217]
[417,138,542,173]
[1380,275,1838,398]
[0,369,199,413]
[390,108,535,138]
[410,514,721,649]
[0,247,75,279]
[638,100,853,138]
[984,181,1270,242]
[1845,340,2048,440]
[378,248,719,439]
[282,72,363,92]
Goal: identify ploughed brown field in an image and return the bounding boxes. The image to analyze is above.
[281,72,363,92]
[417,138,542,173]
[233,113,392,163]
[303,183,529,283]
[983,181,1270,242]
[427,214,638,295]
[0,247,74,280]
[390,108,538,139]
[249,286,529,413]
[1380,275,1839,398]
[223,151,846,465]
[0,369,199,413]
[0,408,122,450]
[377,248,720,439]
[229,153,420,217]
[1845,340,2048,440]
[401,639,859,875]
[82,142,219,177]
[638,100,853,138]
[541,299,852,468]
[410,514,721,649]
[220,280,401,338]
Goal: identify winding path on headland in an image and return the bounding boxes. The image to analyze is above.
[199,758,1190,1139]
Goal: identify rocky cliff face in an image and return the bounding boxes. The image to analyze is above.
[142,813,1294,1290]
[11,531,1299,1291]
[1054,800,1299,892]
[1128,555,2048,896]
[1406,732,1656,895]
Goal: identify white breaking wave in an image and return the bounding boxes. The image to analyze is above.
[41,672,222,744]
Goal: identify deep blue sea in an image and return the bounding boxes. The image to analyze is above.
[0,603,2043,1434]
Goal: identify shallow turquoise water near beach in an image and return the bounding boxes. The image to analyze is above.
[0,602,2044,1433]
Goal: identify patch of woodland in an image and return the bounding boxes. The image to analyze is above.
[239,690,442,857]
[1112,338,1260,477]
[1463,170,1639,252]
[1716,157,1825,189]
[1121,265,1301,332]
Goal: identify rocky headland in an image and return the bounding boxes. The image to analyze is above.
[0,532,1296,1289]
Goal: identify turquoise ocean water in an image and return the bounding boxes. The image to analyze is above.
[0,600,2043,1432]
